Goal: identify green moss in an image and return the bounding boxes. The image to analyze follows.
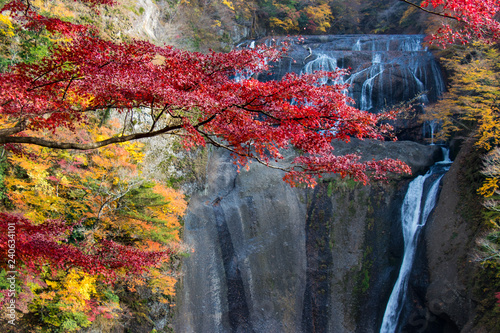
[453,142,500,330]
[327,181,334,197]
[473,258,500,330]
[359,268,370,293]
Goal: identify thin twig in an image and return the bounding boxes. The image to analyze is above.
[399,0,460,21]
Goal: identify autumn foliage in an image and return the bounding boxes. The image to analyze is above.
[0,1,413,187]
[3,0,499,329]
[0,0,415,326]
[0,116,186,330]
[423,43,500,147]
[415,0,500,45]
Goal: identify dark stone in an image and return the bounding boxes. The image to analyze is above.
[176,139,443,332]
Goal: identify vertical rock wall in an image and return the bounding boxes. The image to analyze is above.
[174,35,450,333]
[421,139,483,332]
[175,141,442,332]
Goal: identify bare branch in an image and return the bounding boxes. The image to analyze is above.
[0,123,184,149]
[150,105,167,133]
[398,0,460,21]
[27,77,84,92]
[61,76,76,101]
[197,129,289,172]
[0,119,26,137]
[0,109,221,150]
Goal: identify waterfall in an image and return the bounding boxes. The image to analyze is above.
[424,119,439,144]
[380,150,452,332]
[246,35,444,113]
[303,54,339,86]
[358,52,384,111]
[291,35,445,112]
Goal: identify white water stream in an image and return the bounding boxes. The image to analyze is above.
[380,150,452,332]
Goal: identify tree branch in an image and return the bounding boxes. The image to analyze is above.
[0,123,184,149]
[0,111,220,150]
[27,77,83,92]
[0,119,26,137]
[197,129,289,172]
[150,105,167,133]
[398,0,460,21]
[61,76,76,101]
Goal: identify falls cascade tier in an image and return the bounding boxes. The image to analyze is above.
[380,150,452,333]
[253,35,445,116]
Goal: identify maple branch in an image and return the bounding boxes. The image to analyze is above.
[150,105,167,133]
[31,63,66,83]
[149,99,156,126]
[0,119,26,137]
[121,110,130,136]
[98,60,114,69]
[197,129,289,172]
[23,0,32,16]
[0,108,219,150]
[237,105,281,121]
[1,99,13,107]
[27,77,83,92]
[398,0,460,21]
[0,123,184,149]
[237,105,337,127]
[61,76,76,101]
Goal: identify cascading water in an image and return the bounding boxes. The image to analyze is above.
[424,120,439,144]
[380,150,452,333]
[249,35,445,113]
[297,35,446,142]
[290,35,445,113]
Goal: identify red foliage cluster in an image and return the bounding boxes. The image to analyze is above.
[0,213,168,281]
[8,0,496,184]
[1,0,95,35]
[421,0,500,44]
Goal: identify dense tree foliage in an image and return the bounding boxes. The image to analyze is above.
[0,0,411,187]
[423,44,500,147]
[172,0,500,50]
[174,0,423,50]
[424,42,500,323]
[402,0,500,45]
[0,116,186,330]
[0,0,413,329]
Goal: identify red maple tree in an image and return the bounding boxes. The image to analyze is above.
[4,0,496,186]
[0,0,414,188]
[0,213,166,280]
[0,2,411,313]
[400,0,500,45]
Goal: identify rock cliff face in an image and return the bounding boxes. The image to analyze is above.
[420,139,483,332]
[175,141,442,333]
[254,35,445,114]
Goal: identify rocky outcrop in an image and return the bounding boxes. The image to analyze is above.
[247,35,445,142]
[175,140,442,332]
[421,138,483,332]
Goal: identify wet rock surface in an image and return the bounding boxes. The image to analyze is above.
[175,141,442,332]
